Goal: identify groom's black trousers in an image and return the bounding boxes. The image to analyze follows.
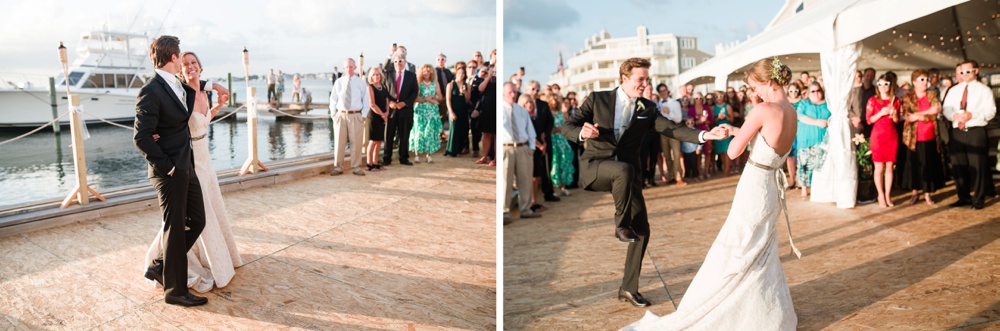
[587,159,650,293]
[150,169,206,297]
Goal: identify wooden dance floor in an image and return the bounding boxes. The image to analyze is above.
[504,175,1000,330]
[0,155,496,330]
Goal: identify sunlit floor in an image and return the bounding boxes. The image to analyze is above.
[504,172,1000,330]
[0,154,497,330]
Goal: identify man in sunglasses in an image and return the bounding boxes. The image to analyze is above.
[942,60,997,210]
[384,44,416,73]
[383,54,419,166]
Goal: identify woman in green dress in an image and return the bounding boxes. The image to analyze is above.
[549,97,575,196]
[410,64,443,163]
[445,62,471,157]
[711,91,734,176]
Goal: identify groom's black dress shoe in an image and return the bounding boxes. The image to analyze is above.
[615,226,638,242]
[144,261,164,286]
[165,293,208,307]
[618,288,651,307]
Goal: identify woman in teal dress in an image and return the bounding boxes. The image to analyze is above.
[796,82,832,197]
[711,91,735,176]
[410,64,443,163]
[550,100,575,196]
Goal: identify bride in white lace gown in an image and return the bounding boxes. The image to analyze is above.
[623,58,802,331]
[144,52,242,293]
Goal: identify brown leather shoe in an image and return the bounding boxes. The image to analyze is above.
[614,226,638,242]
[618,287,651,307]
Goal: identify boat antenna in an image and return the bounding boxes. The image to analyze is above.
[153,0,178,37]
[125,0,148,33]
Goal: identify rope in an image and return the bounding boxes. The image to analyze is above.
[266,105,331,119]
[77,109,133,130]
[210,106,243,124]
[0,112,69,147]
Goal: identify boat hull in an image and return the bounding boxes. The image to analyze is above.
[0,89,137,127]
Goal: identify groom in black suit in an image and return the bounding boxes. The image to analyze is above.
[383,54,419,166]
[132,35,207,307]
[562,58,727,307]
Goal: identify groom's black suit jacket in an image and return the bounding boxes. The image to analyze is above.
[133,73,197,178]
[562,87,702,189]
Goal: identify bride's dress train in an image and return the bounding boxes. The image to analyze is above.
[144,100,242,293]
[622,133,801,331]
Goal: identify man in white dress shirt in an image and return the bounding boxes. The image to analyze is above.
[502,82,540,223]
[656,83,686,186]
[942,60,997,209]
[329,58,371,176]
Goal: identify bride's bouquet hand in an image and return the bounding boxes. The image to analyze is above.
[704,126,729,140]
[717,123,738,137]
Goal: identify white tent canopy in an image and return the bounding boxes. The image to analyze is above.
[675,0,1000,208]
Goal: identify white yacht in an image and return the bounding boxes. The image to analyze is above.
[0,29,149,127]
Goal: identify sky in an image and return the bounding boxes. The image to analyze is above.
[504,0,785,86]
[0,0,496,81]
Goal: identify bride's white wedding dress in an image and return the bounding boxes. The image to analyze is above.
[622,133,801,331]
[144,89,243,293]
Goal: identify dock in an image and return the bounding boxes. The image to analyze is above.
[0,153,497,330]
[504,176,1000,330]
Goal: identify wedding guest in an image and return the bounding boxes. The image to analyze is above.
[796,82,831,197]
[435,53,454,124]
[445,61,471,157]
[329,58,370,176]
[475,65,498,167]
[502,83,540,222]
[528,80,559,202]
[899,70,945,205]
[866,74,901,206]
[680,118,701,181]
[657,83,685,185]
[382,54,418,166]
[550,95,575,196]
[275,70,285,107]
[265,68,276,102]
[384,44,416,72]
[564,91,582,189]
[691,97,714,179]
[943,60,997,209]
[292,73,301,103]
[467,60,482,157]
[367,67,389,171]
[712,91,734,176]
[520,94,547,211]
[785,82,803,188]
[410,64,443,163]
[853,68,877,138]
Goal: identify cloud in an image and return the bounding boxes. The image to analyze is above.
[407,0,496,17]
[503,0,581,41]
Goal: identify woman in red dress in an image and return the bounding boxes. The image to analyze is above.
[866,74,901,207]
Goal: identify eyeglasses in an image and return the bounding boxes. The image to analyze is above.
[915,77,928,82]
[394,60,405,63]
[958,70,975,75]
[530,88,538,91]
[876,82,891,87]
[788,89,799,94]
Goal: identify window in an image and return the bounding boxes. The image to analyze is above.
[703,57,710,63]
[129,75,145,88]
[60,71,85,87]
[680,38,695,49]
[682,57,696,69]
[795,2,804,13]
[116,74,128,88]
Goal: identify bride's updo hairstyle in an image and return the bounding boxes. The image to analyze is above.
[746,57,793,87]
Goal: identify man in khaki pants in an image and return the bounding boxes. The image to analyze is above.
[502,82,540,223]
[330,58,370,176]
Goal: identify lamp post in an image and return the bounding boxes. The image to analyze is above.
[239,47,268,175]
[58,42,105,207]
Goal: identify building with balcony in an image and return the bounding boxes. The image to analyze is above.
[548,25,712,96]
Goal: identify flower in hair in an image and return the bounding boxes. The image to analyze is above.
[771,57,784,81]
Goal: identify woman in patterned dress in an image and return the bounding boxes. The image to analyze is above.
[550,97,575,196]
[410,64,443,163]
